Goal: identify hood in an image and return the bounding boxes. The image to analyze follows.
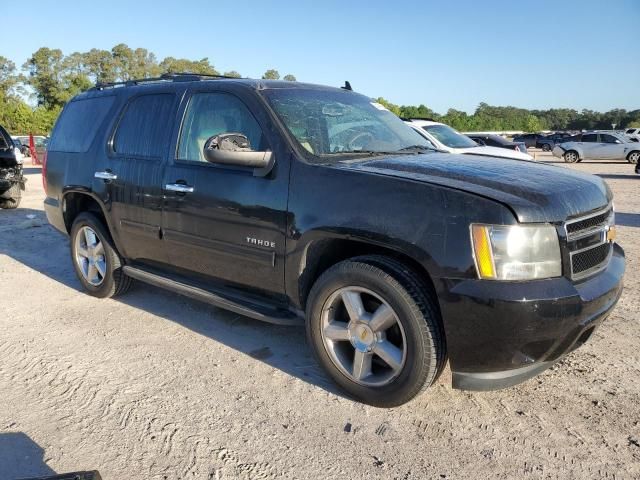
[453,145,532,161]
[337,153,611,223]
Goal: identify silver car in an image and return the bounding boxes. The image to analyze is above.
[552,132,640,164]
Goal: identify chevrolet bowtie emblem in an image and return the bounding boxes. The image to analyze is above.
[606,226,617,243]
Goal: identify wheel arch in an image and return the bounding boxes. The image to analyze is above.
[294,234,439,313]
[61,189,124,254]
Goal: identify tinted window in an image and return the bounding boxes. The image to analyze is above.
[600,134,619,144]
[49,96,115,153]
[626,129,635,134]
[178,92,265,162]
[113,94,174,158]
[582,134,598,142]
[0,131,9,150]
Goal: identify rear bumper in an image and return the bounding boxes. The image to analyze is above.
[437,243,625,391]
[44,196,68,235]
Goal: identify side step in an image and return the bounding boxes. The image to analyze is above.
[122,266,303,326]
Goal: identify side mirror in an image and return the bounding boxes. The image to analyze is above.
[203,133,272,170]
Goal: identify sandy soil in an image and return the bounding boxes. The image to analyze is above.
[1,156,639,479]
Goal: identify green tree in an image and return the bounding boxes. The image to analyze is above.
[0,56,21,98]
[262,69,280,80]
[159,57,218,75]
[283,74,296,81]
[223,70,242,78]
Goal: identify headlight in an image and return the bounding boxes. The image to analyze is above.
[470,224,561,280]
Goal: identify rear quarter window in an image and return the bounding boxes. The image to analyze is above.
[112,94,175,158]
[49,96,116,153]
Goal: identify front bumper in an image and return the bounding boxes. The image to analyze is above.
[552,145,565,158]
[437,243,625,391]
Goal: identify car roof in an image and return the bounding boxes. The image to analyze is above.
[74,76,350,101]
[404,119,442,127]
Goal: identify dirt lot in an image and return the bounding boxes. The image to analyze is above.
[1,155,639,479]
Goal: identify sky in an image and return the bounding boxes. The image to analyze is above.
[5,0,640,113]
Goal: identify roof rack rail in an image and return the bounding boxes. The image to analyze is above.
[93,72,243,90]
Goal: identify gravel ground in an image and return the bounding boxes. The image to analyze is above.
[1,156,639,479]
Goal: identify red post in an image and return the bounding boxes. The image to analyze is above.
[29,133,39,165]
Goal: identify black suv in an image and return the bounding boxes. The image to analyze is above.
[44,75,625,407]
[0,124,25,209]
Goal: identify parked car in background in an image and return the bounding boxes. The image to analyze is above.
[552,132,640,163]
[512,133,544,149]
[10,137,25,164]
[465,134,527,153]
[15,135,48,159]
[624,128,639,137]
[405,120,533,160]
[0,125,26,209]
[536,133,573,152]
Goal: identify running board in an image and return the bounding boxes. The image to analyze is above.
[122,266,303,326]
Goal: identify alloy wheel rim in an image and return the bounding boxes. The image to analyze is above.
[566,152,577,162]
[74,226,106,286]
[320,286,407,387]
[630,152,639,163]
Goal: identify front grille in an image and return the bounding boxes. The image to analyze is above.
[566,210,610,235]
[564,206,613,280]
[572,243,611,275]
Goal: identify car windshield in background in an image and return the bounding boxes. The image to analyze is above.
[263,88,432,161]
[424,124,478,148]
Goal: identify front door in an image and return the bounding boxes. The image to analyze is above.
[94,92,178,265]
[598,133,628,160]
[161,89,289,298]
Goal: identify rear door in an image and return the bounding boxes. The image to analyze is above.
[95,91,179,265]
[160,87,290,298]
[579,133,599,158]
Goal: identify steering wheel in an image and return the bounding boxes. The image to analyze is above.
[347,131,375,151]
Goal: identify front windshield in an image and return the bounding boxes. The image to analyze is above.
[424,124,478,149]
[263,88,432,160]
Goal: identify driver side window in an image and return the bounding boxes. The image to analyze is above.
[178,92,265,162]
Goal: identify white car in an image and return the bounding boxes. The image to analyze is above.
[552,132,640,164]
[405,120,534,161]
[9,137,24,164]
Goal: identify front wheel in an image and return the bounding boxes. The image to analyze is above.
[542,144,551,152]
[564,150,579,163]
[627,151,640,164]
[70,212,131,298]
[306,256,444,407]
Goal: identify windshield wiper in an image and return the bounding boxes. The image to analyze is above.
[329,150,408,156]
[397,145,440,153]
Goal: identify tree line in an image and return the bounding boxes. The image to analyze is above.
[375,98,640,133]
[1,44,638,135]
[0,44,297,135]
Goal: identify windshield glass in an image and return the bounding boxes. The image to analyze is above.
[263,88,432,160]
[424,124,478,148]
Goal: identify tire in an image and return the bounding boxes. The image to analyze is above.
[627,151,640,164]
[542,144,551,152]
[0,183,21,209]
[564,150,579,163]
[70,212,131,298]
[306,256,444,407]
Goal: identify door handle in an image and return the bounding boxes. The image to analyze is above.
[165,183,194,193]
[95,171,118,181]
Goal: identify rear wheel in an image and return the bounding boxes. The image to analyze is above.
[564,150,579,163]
[0,183,21,209]
[306,256,444,407]
[70,212,131,298]
[627,151,640,164]
[542,144,551,152]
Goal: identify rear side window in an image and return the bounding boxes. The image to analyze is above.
[601,134,619,144]
[582,134,598,142]
[113,94,174,158]
[49,96,115,153]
